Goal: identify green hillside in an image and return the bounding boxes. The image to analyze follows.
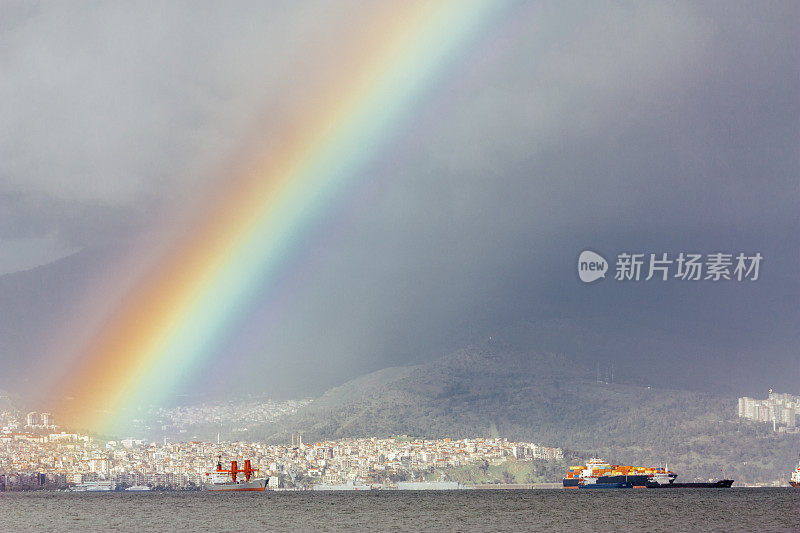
[264,341,797,484]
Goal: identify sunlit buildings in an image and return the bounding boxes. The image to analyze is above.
[0,434,563,490]
[738,390,799,431]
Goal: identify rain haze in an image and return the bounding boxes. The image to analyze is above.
[0,1,797,409]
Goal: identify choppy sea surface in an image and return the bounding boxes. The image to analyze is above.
[1,488,798,532]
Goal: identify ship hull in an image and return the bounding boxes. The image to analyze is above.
[646,479,734,488]
[789,481,799,488]
[578,482,633,489]
[205,478,267,492]
[564,474,675,488]
[597,474,651,487]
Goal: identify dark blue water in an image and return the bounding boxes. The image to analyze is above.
[1,488,798,532]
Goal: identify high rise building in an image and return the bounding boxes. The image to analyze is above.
[738,391,800,430]
[89,457,110,475]
[40,412,54,427]
[26,412,39,427]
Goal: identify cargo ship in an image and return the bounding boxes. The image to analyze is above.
[563,458,676,488]
[564,458,733,489]
[204,457,268,492]
[790,455,800,488]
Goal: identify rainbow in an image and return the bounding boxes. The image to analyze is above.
[51,0,503,434]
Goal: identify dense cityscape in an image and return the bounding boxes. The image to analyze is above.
[136,398,313,439]
[2,390,797,491]
[0,426,562,491]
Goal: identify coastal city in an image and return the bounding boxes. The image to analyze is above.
[0,409,563,491]
[2,390,798,491]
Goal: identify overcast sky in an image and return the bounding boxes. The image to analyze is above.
[1,1,798,399]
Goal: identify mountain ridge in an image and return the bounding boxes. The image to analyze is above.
[262,338,796,483]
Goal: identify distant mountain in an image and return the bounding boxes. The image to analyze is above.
[264,335,797,484]
[0,248,111,393]
[1,252,795,484]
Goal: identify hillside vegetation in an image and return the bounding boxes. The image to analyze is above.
[261,339,797,484]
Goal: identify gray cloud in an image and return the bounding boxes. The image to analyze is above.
[221,0,799,396]
[1,0,334,251]
[0,1,797,397]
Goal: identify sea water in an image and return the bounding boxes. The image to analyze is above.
[1,488,798,532]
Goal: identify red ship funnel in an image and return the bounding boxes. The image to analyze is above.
[230,461,238,483]
[244,460,252,482]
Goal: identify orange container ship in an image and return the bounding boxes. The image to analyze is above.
[563,458,676,488]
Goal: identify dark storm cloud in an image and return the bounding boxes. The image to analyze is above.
[220,1,798,396]
[0,1,797,397]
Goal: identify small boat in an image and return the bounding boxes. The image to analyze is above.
[70,481,115,492]
[790,455,800,488]
[204,456,268,492]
